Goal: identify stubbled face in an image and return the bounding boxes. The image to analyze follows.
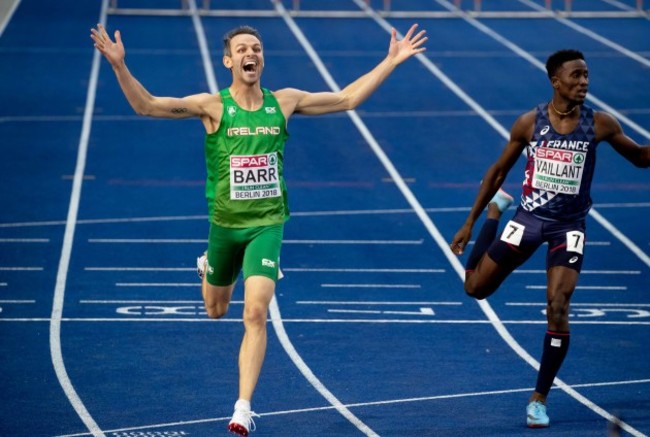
[552,59,589,104]
[224,33,264,85]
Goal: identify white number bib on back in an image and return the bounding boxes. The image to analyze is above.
[230,152,281,200]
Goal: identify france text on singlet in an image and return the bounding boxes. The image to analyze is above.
[519,103,599,221]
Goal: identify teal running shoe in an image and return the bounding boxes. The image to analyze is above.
[490,188,514,213]
[527,400,550,428]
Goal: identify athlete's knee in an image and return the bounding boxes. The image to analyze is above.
[205,302,229,319]
[464,274,493,300]
[243,302,268,329]
[546,299,570,325]
[202,283,233,319]
[464,283,492,300]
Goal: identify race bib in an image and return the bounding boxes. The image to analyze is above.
[532,147,586,194]
[566,230,585,254]
[500,220,525,246]
[230,152,281,200]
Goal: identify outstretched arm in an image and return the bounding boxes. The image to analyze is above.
[450,111,534,255]
[90,24,215,119]
[596,112,650,168]
[275,23,427,116]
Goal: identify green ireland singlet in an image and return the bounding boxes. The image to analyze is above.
[204,88,290,228]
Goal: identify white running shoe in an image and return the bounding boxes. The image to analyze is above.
[228,406,259,436]
[489,188,514,213]
[196,253,207,279]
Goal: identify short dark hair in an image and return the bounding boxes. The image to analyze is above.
[223,26,262,57]
[545,49,585,79]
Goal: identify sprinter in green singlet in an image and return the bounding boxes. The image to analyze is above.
[91,22,427,436]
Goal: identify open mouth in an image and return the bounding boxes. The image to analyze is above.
[243,60,257,73]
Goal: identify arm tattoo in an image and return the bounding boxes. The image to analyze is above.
[171,107,188,114]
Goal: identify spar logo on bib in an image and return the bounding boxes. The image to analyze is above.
[230,152,281,200]
[532,147,586,194]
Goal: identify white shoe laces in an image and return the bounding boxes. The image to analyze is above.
[232,409,260,433]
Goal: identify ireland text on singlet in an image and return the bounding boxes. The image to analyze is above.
[205,88,290,227]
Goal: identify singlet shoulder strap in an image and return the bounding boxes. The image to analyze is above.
[219,88,233,101]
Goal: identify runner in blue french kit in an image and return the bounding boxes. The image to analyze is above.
[450,49,649,429]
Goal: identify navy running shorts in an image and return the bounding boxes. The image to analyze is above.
[487,208,586,272]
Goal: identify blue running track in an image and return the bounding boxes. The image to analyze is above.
[0,0,648,435]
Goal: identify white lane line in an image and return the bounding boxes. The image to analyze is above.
[115,283,198,287]
[3,317,650,325]
[51,377,650,437]
[80,300,207,304]
[186,0,379,434]
[297,300,461,305]
[526,285,628,290]
[321,283,421,289]
[0,238,50,242]
[0,215,208,228]
[283,239,423,244]
[88,238,206,243]
[355,2,648,436]
[187,0,218,93]
[329,308,436,316]
[48,0,107,435]
[596,203,650,208]
[514,269,639,274]
[436,0,650,141]
[2,201,648,228]
[0,267,44,271]
[285,268,445,273]
[269,297,380,437]
[518,0,650,64]
[85,267,194,271]
[0,0,20,38]
[508,302,650,307]
[327,307,436,316]
[589,208,650,268]
[86,267,446,272]
[87,238,423,244]
[599,0,637,10]
[268,3,386,435]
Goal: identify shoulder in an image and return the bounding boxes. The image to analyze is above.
[201,92,223,106]
[593,109,618,126]
[518,108,537,124]
[593,110,622,140]
[270,87,307,117]
[510,108,536,138]
[182,92,222,112]
[273,87,306,101]
[192,92,223,117]
[186,91,221,103]
[189,92,223,132]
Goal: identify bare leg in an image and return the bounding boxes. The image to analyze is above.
[202,273,234,319]
[529,266,577,404]
[237,275,275,401]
